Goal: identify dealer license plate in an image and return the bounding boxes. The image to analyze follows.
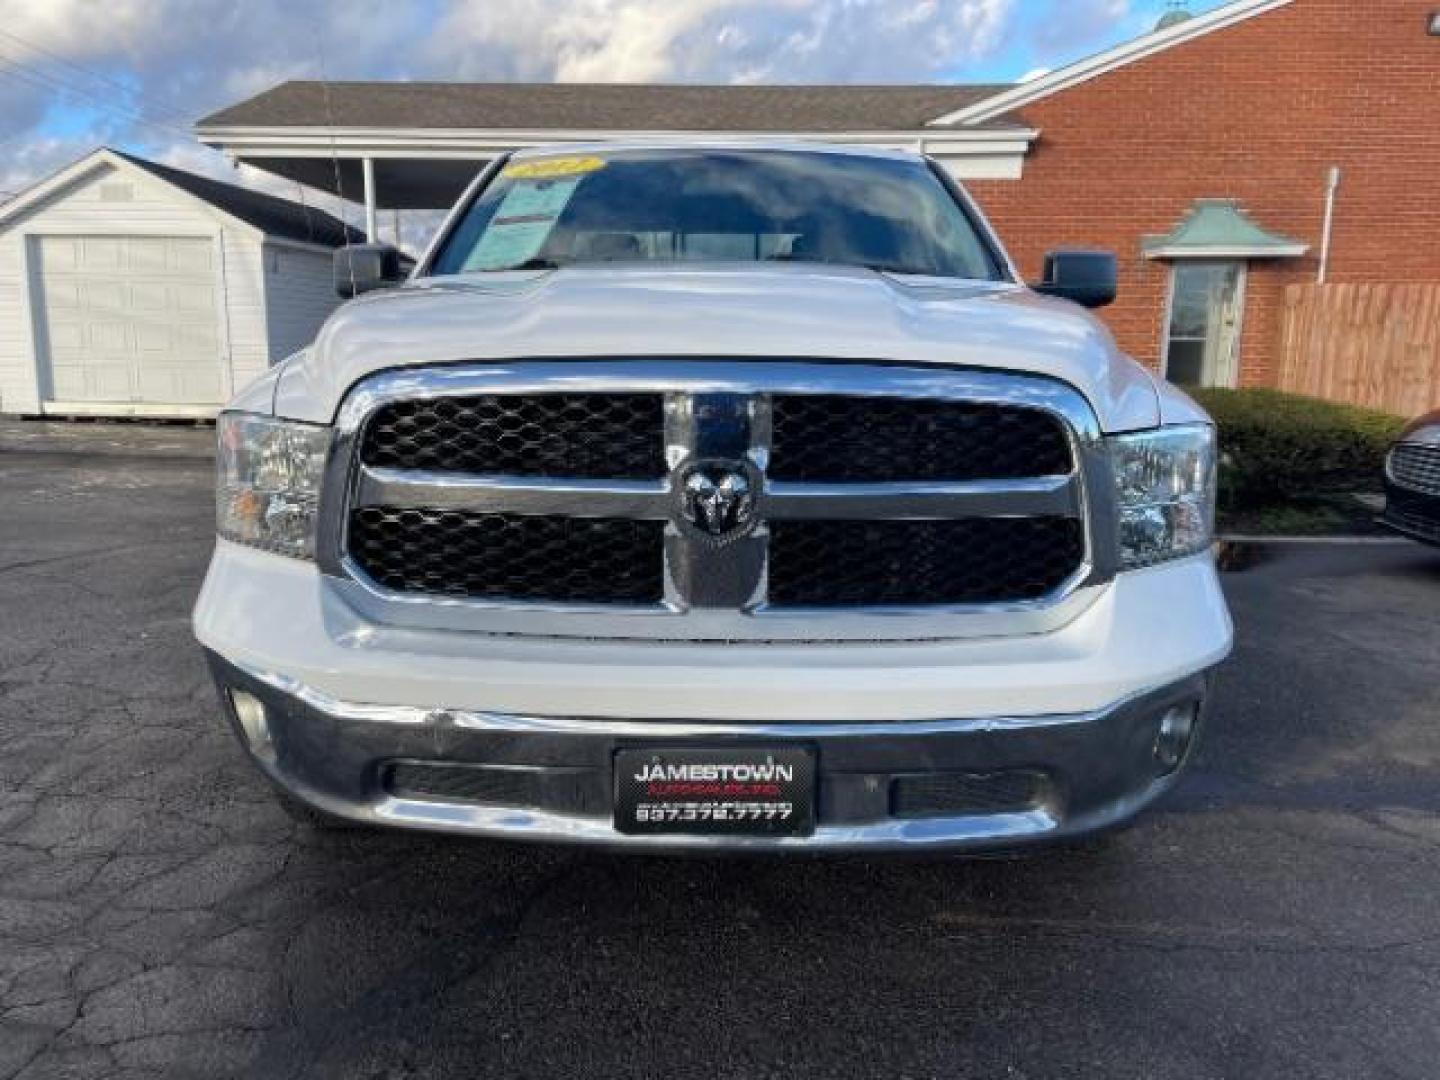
[614,747,816,837]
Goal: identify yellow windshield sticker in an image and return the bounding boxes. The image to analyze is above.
[501,156,608,180]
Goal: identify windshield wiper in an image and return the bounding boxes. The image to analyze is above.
[482,257,564,272]
[764,253,936,277]
[855,261,936,277]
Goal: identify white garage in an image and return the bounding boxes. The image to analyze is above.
[0,148,360,418]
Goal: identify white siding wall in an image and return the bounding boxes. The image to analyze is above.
[0,220,31,412]
[0,159,272,415]
[220,230,271,396]
[261,243,342,365]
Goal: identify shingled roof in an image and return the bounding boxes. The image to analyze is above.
[197,81,1020,133]
[113,151,364,248]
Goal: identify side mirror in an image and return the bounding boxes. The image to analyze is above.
[1033,250,1118,309]
[334,244,405,298]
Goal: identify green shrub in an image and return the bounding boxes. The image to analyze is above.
[1187,388,1406,509]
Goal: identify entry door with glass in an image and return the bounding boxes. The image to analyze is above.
[1163,261,1246,387]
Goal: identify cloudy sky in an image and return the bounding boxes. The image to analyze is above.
[0,0,1222,232]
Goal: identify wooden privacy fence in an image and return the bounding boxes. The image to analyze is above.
[1278,283,1440,417]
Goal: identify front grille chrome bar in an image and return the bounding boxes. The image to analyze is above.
[764,476,1080,520]
[358,470,671,520]
[318,360,1117,643]
[355,469,1080,522]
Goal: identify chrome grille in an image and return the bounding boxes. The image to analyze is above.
[322,362,1112,642]
[769,518,1085,607]
[361,393,665,479]
[770,395,1072,481]
[1389,443,1440,496]
[349,508,665,604]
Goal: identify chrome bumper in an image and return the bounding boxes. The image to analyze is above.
[206,650,1211,854]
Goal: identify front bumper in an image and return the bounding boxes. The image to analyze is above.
[1381,483,1440,547]
[196,541,1231,852]
[194,540,1231,722]
[207,651,1213,853]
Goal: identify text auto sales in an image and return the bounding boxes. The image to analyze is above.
[633,759,794,798]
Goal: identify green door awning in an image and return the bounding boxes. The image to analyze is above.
[1143,199,1309,260]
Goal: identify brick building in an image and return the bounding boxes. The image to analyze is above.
[199,0,1440,390]
[964,0,1440,388]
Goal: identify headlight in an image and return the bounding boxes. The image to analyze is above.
[1109,424,1216,570]
[216,413,331,559]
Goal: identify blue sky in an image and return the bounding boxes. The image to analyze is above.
[959,0,1225,81]
[0,0,1227,205]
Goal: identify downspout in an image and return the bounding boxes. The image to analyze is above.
[1318,166,1341,284]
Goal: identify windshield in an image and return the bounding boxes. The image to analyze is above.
[430,149,1004,281]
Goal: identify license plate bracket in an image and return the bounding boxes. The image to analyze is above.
[614,746,816,837]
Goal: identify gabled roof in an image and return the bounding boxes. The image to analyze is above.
[1143,199,1309,259]
[928,0,1297,127]
[110,151,363,247]
[197,80,1023,133]
[0,147,362,248]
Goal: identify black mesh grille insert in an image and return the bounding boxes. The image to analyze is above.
[349,507,665,604]
[891,771,1048,819]
[768,518,1084,607]
[386,762,546,806]
[360,393,665,479]
[1390,443,1440,496]
[384,762,601,815]
[769,395,1072,482]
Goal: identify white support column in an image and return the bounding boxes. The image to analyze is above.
[391,208,402,246]
[362,157,378,243]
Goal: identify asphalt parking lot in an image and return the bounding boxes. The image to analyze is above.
[2,420,1438,1080]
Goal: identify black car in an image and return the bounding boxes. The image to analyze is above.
[1382,409,1440,546]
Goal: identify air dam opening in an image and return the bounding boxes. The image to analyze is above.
[890,770,1051,819]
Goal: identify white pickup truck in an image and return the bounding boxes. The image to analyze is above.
[193,143,1232,852]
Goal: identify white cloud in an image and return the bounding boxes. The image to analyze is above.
[428,0,1015,84]
[0,0,1139,243]
[0,1,434,222]
[0,1,170,62]
[0,136,89,203]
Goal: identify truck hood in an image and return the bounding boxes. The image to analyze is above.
[273,263,1161,431]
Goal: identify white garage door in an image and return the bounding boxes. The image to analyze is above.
[31,235,225,406]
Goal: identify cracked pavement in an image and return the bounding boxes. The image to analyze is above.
[2,418,1438,1079]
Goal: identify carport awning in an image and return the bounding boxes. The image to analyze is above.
[1143,199,1308,260]
[237,156,485,211]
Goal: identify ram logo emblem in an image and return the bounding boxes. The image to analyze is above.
[677,460,758,543]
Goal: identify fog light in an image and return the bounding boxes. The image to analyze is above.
[230,690,273,757]
[1154,702,1199,774]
